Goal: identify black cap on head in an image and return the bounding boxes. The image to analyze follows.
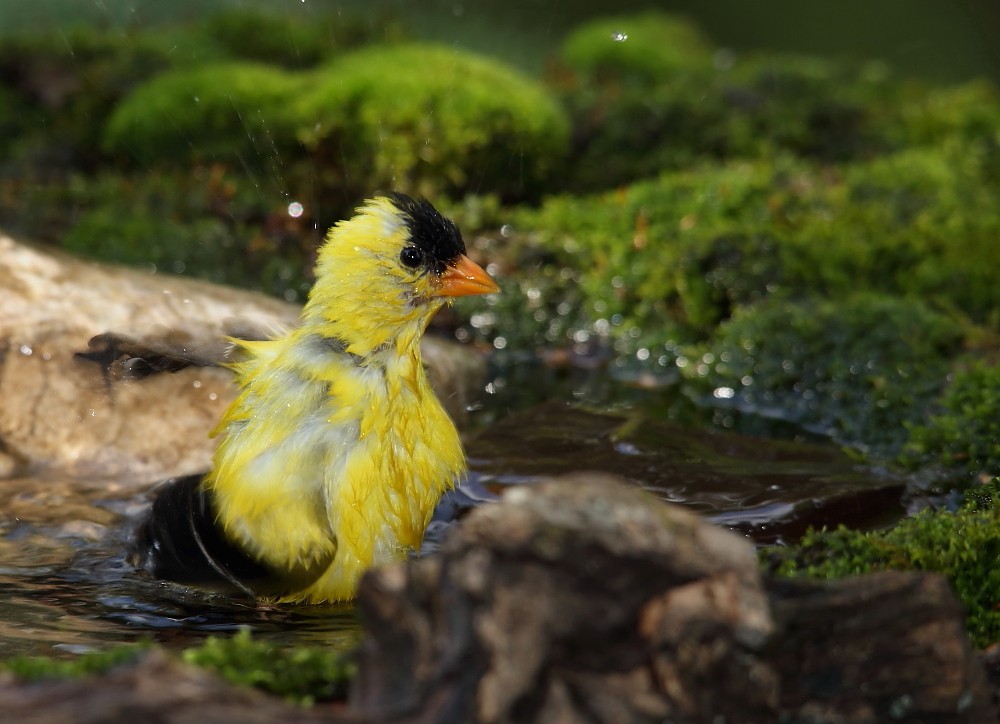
[390,192,466,275]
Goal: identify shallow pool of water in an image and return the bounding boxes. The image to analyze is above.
[0,375,908,660]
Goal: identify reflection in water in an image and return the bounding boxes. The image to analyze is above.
[0,479,360,659]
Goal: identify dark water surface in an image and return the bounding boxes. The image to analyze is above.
[0,375,907,660]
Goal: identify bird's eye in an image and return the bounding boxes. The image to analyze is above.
[400,246,424,269]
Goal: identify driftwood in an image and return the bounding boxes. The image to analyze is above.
[352,474,995,723]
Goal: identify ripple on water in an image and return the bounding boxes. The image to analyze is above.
[0,396,906,657]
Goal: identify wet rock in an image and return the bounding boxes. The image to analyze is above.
[352,473,779,722]
[0,234,485,482]
[351,474,994,723]
[0,649,330,724]
[769,573,994,722]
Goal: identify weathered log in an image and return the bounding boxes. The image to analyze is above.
[768,573,993,722]
[352,473,779,723]
[350,474,996,723]
[0,649,332,724]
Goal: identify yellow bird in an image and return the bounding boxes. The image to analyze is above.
[134,194,499,603]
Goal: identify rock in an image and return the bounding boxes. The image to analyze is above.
[352,473,780,723]
[0,234,485,482]
[0,649,331,724]
[350,473,995,723]
[768,573,995,722]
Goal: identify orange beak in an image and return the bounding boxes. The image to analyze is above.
[434,254,500,297]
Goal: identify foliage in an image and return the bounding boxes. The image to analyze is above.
[103,61,306,167]
[686,293,961,456]
[903,363,1000,480]
[1,642,150,680]
[57,170,316,299]
[0,82,28,155]
[295,42,570,202]
[0,27,196,168]
[558,11,714,82]
[554,13,1000,193]
[182,629,354,705]
[513,142,1000,352]
[764,479,1000,647]
[200,8,341,69]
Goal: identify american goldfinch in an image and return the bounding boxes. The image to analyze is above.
[134,194,499,603]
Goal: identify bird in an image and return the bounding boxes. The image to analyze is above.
[133,193,499,603]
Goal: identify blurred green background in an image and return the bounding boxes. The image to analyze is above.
[1,0,998,84]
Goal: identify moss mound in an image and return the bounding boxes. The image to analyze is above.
[508,141,1000,352]
[558,12,714,81]
[296,42,570,201]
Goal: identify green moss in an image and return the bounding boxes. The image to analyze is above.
[0,82,28,155]
[57,171,315,299]
[0,26,201,168]
[510,142,1000,353]
[296,43,570,201]
[765,479,1000,647]
[182,629,354,705]
[1,642,150,680]
[0,633,354,705]
[103,62,306,166]
[687,293,960,456]
[558,12,714,81]
[557,14,1000,193]
[887,80,1000,151]
[558,35,909,191]
[903,363,1000,480]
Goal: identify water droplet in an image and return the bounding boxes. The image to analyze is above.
[192,380,202,389]
[499,224,513,238]
[208,392,218,401]
[615,441,641,455]
[18,344,32,356]
[611,31,628,42]
[713,387,735,399]
[288,201,304,218]
[492,337,507,350]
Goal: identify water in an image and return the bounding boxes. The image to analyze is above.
[0,476,360,659]
[0,370,907,660]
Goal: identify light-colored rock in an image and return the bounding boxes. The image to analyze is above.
[0,234,485,483]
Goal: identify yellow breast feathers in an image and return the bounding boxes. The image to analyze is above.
[136,194,498,603]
